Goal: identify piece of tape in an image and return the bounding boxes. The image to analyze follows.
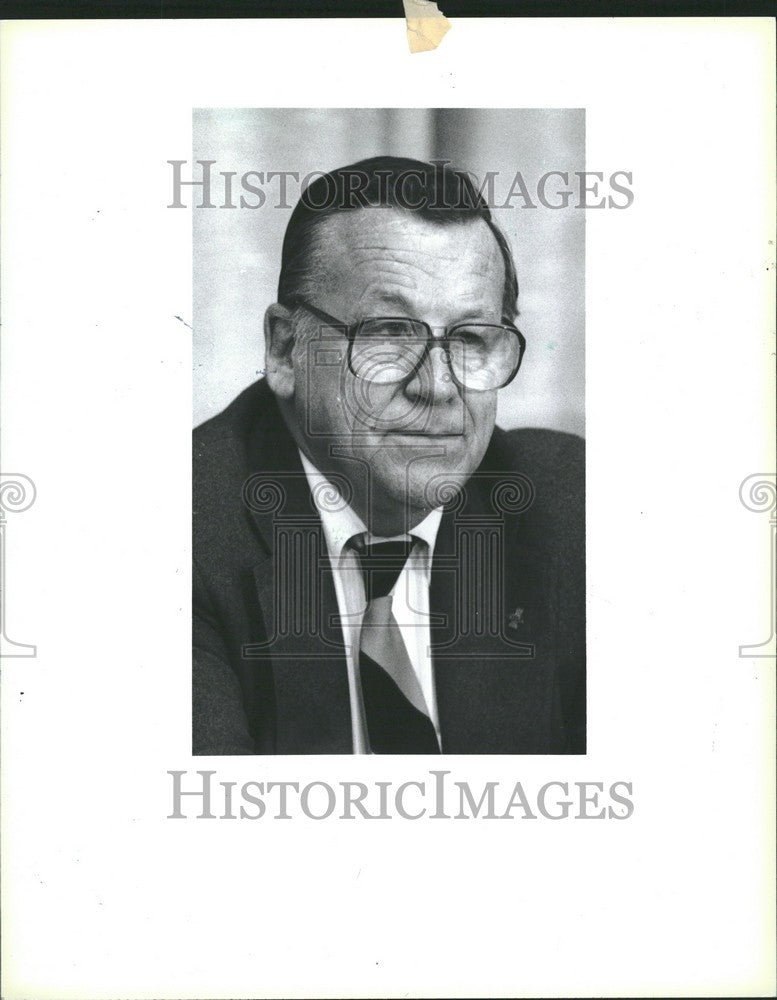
[403,0,451,53]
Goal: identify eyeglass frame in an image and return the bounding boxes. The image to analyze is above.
[284,298,527,392]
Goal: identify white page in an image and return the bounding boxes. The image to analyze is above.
[1,17,774,999]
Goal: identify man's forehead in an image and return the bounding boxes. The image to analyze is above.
[322,208,499,264]
[312,208,505,312]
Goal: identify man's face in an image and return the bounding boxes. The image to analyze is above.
[287,209,505,532]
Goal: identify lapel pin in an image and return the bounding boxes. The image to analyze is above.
[508,607,525,629]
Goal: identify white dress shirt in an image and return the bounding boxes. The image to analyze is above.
[298,450,443,754]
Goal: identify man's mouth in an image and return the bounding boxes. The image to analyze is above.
[381,429,463,437]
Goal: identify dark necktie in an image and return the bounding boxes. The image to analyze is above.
[351,536,441,754]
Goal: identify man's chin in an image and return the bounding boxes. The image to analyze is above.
[376,434,468,467]
[371,465,470,522]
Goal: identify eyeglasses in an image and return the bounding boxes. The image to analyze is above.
[288,299,526,392]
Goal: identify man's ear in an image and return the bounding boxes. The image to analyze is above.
[264,303,297,399]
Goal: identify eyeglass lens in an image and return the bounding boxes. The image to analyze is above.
[349,318,521,390]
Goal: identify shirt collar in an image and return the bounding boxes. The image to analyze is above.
[298,449,443,573]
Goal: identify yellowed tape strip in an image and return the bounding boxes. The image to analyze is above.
[402,0,451,53]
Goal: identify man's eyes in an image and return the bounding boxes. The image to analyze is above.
[450,326,487,341]
[381,320,416,337]
[359,319,494,340]
[358,318,417,338]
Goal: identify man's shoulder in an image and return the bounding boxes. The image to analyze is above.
[193,380,292,559]
[193,379,300,493]
[194,379,271,464]
[490,425,585,493]
[493,423,584,459]
[486,427,584,604]
[484,425,584,557]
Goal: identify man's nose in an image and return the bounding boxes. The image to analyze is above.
[405,338,459,403]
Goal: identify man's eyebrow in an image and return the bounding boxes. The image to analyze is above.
[368,290,416,313]
[367,291,488,319]
[360,290,502,325]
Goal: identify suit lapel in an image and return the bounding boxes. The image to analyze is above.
[235,383,566,754]
[430,448,564,754]
[241,387,352,754]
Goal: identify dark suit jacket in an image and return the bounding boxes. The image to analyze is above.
[193,379,585,754]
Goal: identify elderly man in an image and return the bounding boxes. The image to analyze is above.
[193,156,585,755]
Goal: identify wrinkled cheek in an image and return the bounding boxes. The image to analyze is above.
[468,400,497,450]
[294,353,351,438]
[353,385,422,434]
[400,444,463,485]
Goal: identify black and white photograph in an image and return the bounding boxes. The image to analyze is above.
[191,109,587,755]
